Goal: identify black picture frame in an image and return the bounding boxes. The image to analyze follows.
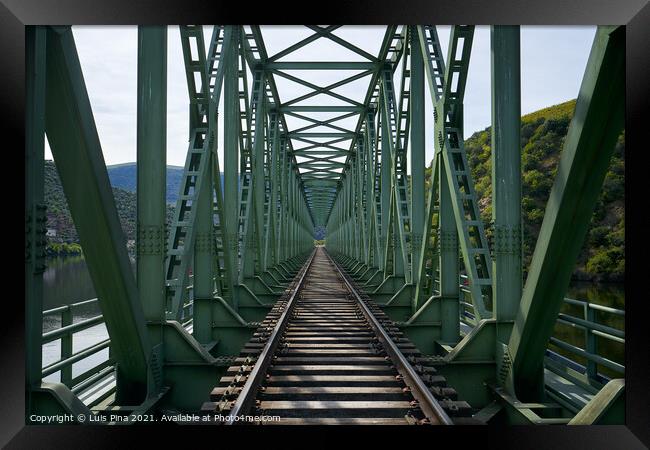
[4,0,649,447]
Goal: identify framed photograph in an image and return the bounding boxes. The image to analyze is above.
[6,0,649,447]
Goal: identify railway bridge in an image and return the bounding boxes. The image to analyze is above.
[25,24,625,425]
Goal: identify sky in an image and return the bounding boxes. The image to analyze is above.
[44,25,597,170]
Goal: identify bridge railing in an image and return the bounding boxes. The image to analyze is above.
[42,298,115,408]
[451,274,624,390]
[41,291,194,407]
[546,297,624,382]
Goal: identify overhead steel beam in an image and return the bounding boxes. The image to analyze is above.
[267,25,341,62]
[280,105,364,113]
[305,25,379,62]
[289,132,356,138]
[325,26,399,236]
[266,61,377,70]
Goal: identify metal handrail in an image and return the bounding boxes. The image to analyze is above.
[453,275,625,383]
[42,315,104,344]
[43,297,100,316]
[42,339,111,378]
[41,296,115,407]
[548,337,624,374]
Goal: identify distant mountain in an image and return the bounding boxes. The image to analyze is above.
[107,163,183,204]
[44,160,174,255]
[107,162,227,204]
[45,160,233,255]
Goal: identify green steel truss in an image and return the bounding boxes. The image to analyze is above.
[25,25,625,424]
[325,25,624,422]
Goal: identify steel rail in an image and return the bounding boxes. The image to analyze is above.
[325,249,454,425]
[223,248,318,423]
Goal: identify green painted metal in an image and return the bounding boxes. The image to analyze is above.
[25,26,48,413]
[508,25,625,402]
[439,158,460,342]
[222,27,239,306]
[165,25,229,319]
[491,26,522,346]
[439,26,493,321]
[412,156,440,312]
[44,26,152,404]
[409,26,426,288]
[136,26,167,353]
[380,65,411,282]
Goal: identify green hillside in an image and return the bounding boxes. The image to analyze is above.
[461,99,624,282]
[44,160,175,256]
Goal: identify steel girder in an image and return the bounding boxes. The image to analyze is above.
[136,26,168,352]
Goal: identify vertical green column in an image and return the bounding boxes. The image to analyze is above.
[439,159,459,343]
[351,173,356,260]
[509,26,624,401]
[409,26,425,285]
[365,119,375,265]
[380,107,391,273]
[25,27,47,407]
[223,29,239,307]
[392,200,405,277]
[288,159,293,259]
[273,138,282,266]
[254,98,266,271]
[193,151,214,344]
[136,26,167,349]
[266,115,279,269]
[248,76,266,274]
[241,77,262,279]
[278,141,288,262]
[491,26,522,345]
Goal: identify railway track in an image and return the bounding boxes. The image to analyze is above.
[203,247,474,425]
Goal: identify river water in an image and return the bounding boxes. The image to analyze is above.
[40,256,625,382]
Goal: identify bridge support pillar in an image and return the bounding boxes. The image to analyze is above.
[193,144,215,345]
[223,26,239,309]
[25,26,79,419]
[439,165,460,344]
[490,25,522,389]
[409,25,425,287]
[136,26,167,369]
